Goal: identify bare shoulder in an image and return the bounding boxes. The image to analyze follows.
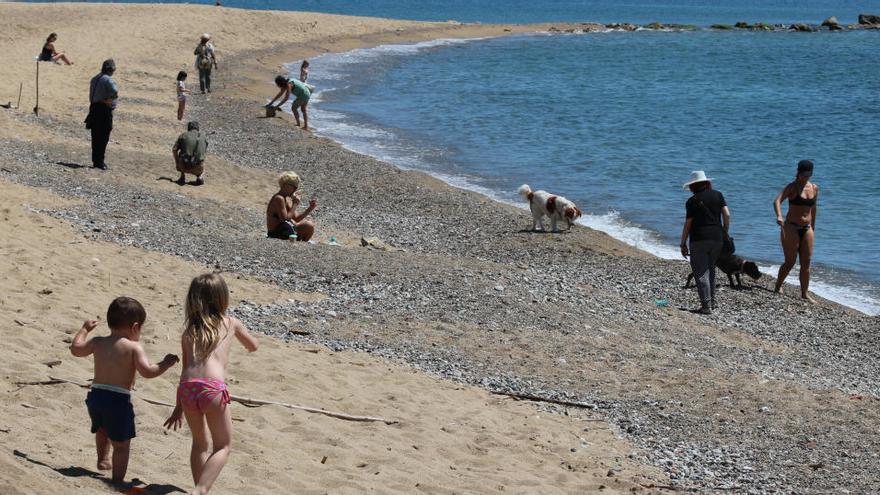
[228,316,247,332]
[119,337,144,354]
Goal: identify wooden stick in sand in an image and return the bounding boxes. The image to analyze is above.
[34,61,39,116]
[490,389,600,410]
[230,394,398,425]
[30,376,397,425]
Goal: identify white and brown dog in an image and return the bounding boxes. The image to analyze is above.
[518,184,583,232]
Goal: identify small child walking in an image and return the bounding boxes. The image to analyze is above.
[164,273,258,494]
[299,60,315,92]
[69,297,179,486]
[177,71,192,121]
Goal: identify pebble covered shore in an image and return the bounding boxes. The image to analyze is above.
[1,58,878,492]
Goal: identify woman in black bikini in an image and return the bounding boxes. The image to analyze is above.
[773,160,819,302]
[39,33,73,65]
[266,171,316,241]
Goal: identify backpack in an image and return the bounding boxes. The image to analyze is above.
[196,44,212,70]
[179,131,207,164]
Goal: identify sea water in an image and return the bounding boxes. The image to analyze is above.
[26,0,880,314]
[303,29,880,315]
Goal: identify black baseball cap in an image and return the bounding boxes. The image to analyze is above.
[797,160,814,174]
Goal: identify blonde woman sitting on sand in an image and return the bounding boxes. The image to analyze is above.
[266,171,316,241]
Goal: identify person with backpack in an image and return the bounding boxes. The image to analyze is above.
[173,121,208,186]
[194,33,217,94]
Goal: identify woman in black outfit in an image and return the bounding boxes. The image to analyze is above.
[679,171,731,315]
[39,33,73,65]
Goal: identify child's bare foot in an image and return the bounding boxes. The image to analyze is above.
[774,287,784,296]
[802,293,816,304]
[97,458,112,471]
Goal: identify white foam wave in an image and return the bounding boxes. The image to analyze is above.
[575,212,681,259]
[291,37,488,82]
[760,264,880,316]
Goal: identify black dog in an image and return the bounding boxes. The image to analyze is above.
[685,244,762,289]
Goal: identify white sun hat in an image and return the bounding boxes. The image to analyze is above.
[201,33,211,40]
[683,170,713,189]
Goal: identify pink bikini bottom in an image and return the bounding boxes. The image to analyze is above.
[177,378,230,413]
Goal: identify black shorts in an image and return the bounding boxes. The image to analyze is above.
[86,388,136,442]
[267,221,297,240]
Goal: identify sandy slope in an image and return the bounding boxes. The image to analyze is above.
[0,4,665,494]
[0,178,661,493]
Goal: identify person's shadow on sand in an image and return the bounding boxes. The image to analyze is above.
[55,161,86,169]
[13,450,186,494]
[515,228,568,234]
[156,176,203,186]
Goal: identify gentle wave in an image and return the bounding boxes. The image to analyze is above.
[286,38,880,316]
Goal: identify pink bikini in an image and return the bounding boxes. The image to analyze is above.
[177,378,230,413]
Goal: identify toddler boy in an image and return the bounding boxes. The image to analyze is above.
[70,296,178,485]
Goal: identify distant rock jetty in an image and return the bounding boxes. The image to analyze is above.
[546,13,880,33]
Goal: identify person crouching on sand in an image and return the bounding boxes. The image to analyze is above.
[265,75,311,130]
[173,121,208,185]
[265,171,316,241]
[69,297,179,487]
[164,273,258,495]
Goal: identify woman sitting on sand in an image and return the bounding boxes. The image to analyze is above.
[39,33,73,65]
[265,75,311,130]
[266,171,316,241]
[772,160,819,303]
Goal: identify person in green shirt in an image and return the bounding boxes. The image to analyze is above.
[172,121,208,186]
[266,75,311,130]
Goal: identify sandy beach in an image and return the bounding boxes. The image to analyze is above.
[1,3,879,494]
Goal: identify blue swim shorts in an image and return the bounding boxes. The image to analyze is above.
[85,387,136,442]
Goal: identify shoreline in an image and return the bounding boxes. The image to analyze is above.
[277,33,879,316]
[2,4,880,493]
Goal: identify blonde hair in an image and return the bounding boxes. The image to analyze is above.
[278,171,300,189]
[183,273,230,361]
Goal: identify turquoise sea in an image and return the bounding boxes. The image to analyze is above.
[28,0,880,314]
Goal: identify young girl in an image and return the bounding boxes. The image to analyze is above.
[176,71,192,121]
[164,273,258,494]
[299,60,315,92]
